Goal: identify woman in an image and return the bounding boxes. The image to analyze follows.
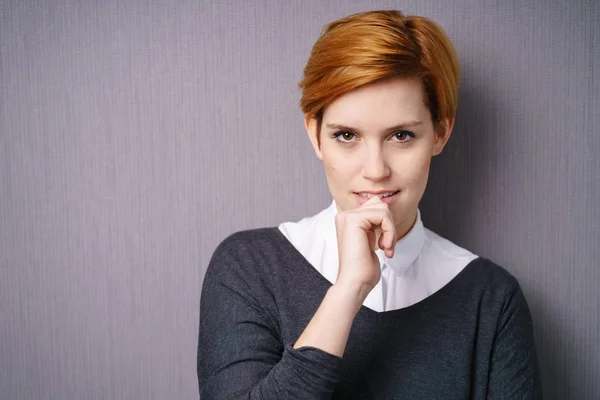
[197,10,541,399]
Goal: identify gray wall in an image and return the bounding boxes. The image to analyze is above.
[1,0,598,399]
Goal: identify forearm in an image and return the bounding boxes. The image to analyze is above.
[200,283,347,400]
[200,252,350,399]
[201,344,343,400]
[293,283,368,357]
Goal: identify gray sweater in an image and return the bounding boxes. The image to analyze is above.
[197,228,542,399]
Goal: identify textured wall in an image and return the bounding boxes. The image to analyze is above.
[1,0,598,399]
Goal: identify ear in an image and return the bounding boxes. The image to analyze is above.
[432,117,454,156]
[305,115,323,160]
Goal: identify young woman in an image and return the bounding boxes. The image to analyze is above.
[197,10,541,399]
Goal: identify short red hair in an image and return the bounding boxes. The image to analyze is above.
[299,10,461,126]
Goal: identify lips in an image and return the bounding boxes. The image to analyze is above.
[353,190,400,206]
[355,190,400,199]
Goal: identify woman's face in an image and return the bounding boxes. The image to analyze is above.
[305,77,453,239]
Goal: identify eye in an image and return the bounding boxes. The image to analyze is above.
[392,130,415,143]
[333,131,356,143]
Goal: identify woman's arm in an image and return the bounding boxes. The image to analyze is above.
[487,283,543,399]
[198,252,344,399]
[294,196,396,356]
[292,283,366,357]
[198,197,396,399]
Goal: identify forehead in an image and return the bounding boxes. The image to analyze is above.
[322,77,430,127]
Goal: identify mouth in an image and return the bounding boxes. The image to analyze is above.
[354,190,400,199]
[353,190,400,206]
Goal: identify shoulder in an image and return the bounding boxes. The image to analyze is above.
[429,256,531,338]
[214,227,282,253]
[465,257,521,293]
[201,228,287,303]
[206,226,309,284]
[454,257,530,324]
[209,227,285,271]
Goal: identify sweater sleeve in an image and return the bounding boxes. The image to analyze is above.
[197,241,343,399]
[487,280,543,399]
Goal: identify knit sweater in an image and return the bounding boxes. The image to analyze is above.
[197,228,542,399]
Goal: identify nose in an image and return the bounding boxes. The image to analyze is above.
[361,146,390,181]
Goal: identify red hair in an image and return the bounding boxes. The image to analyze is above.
[299,10,461,128]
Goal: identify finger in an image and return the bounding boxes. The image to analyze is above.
[361,195,384,208]
[374,227,383,251]
[357,207,395,255]
[353,205,396,252]
[377,224,395,258]
[367,229,378,252]
[385,247,394,258]
[378,210,396,255]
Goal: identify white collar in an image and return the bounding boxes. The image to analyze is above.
[324,200,426,276]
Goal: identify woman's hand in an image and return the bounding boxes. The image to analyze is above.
[334,195,397,300]
[293,196,397,357]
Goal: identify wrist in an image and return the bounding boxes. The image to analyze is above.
[328,282,370,312]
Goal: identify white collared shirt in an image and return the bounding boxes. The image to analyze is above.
[278,200,479,312]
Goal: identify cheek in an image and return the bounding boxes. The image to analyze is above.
[394,151,432,187]
[324,160,347,185]
[323,151,351,179]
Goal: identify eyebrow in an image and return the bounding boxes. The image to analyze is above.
[325,121,423,134]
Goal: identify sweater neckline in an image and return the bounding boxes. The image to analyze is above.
[270,226,483,318]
